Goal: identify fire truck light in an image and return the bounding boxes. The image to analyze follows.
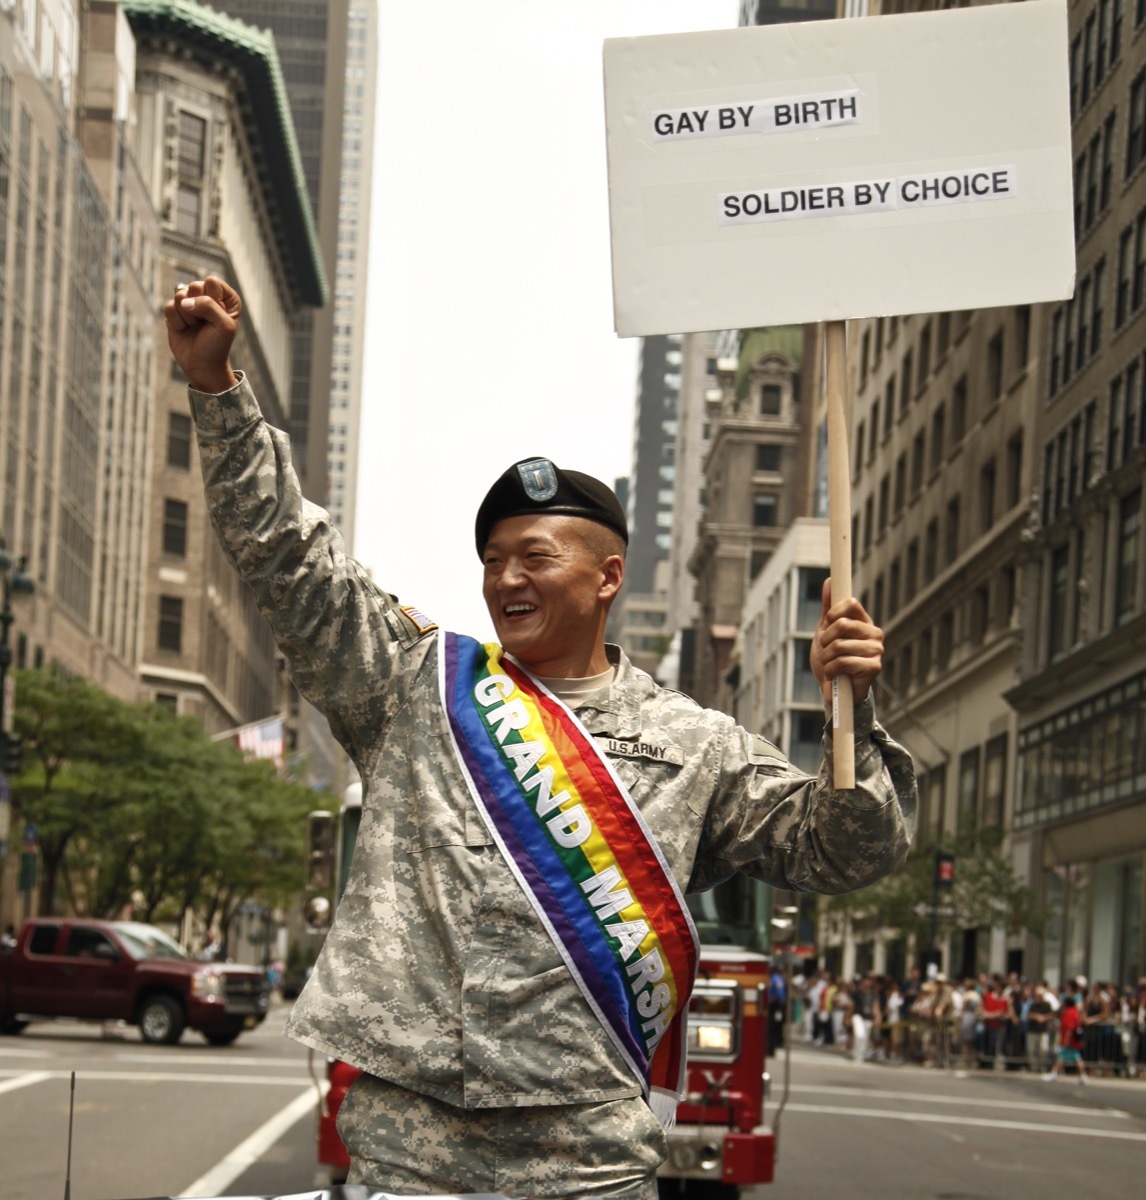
[695,1024,733,1052]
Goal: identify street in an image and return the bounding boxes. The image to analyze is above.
[746,1044,1146,1199]
[3,1009,1146,1200]
[0,1003,323,1200]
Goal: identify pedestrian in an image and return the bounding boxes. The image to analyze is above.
[958,981,981,1069]
[1043,994,1088,1085]
[164,276,917,1199]
[979,978,1007,1069]
[1026,983,1055,1074]
[767,968,788,1057]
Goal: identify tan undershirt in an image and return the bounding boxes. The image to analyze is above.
[507,658,616,706]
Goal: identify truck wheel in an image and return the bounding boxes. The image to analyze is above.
[0,1015,28,1035]
[202,1024,243,1046]
[139,995,185,1044]
[658,1182,739,1200]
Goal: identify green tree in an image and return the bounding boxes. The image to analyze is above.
[821,824,1042,966]
[9,669,151,914]
[9,668,321,931]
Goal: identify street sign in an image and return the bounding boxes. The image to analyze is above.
[914,902,955,920]
[603,1,1073,335]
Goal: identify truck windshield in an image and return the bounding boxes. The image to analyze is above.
[113,923,191,961]
[687,876,767,952]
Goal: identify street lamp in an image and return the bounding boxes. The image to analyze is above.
[0,541,35,771]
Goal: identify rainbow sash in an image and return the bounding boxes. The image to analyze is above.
[440,633,698,1126]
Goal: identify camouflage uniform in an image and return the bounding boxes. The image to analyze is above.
[189,379,917,1194]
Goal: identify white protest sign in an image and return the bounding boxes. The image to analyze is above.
[603,1,1074,336]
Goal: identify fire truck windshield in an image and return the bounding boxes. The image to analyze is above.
[687,874,769,952]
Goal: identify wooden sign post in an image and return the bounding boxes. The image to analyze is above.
[603,0,1074,788]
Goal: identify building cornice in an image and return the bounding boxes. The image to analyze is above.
[123,0,328,308]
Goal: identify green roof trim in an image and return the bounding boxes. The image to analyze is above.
[123,0,328,308]
[735,326,804,402]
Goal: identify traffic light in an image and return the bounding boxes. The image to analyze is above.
[0,733,22,776]
[935,851,956,888]
[305,810,335,890]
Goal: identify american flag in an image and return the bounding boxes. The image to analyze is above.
[236,717,285,770]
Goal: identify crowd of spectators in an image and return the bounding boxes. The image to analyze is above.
[792,969,1146,1080]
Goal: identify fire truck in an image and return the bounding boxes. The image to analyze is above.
[305,791,780,1197]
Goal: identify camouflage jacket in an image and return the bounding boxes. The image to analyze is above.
[190,378,917,1109]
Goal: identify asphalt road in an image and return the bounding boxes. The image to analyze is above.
[3,1007,1145,1200]
[745,1043,1146,1199]
[0,1001,324,1200]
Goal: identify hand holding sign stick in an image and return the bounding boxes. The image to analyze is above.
[604,1,1074,790]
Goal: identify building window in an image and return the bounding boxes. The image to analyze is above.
[906,539,919,598]
[1127,66,1145,179]
[980,458,997,533]
[1048,544,1069,660]
[924,519,939,582]
[752,493,778,527]
[911,430,925,495]
[158,596,183,653]
[900,351,913,414]
[958,747,981,833]
[937,609,954,670]
[888,557,901,615]
[178,111,207,180]
[760,384,781,415]
[979,734,1008,830]
[1006,433,1024,509]
[163,499,188,558]
[175,183,201,235]
[969,583,990,646]
[945,495,961,566]
[951,376,967,445]
[1116,489,1141,624]
[893,453,906,515]
[756,443,781,471]
[930,404,946,472]
[987,330,1005,400]
[167,412,192,469]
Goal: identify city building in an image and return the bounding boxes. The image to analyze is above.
[689,327,808,711]
[733,518,831,777]
[1004,0,1146,988]
[124,0,327,735]
[609,336,681,676]
[201,1,375,794]
[0,0,158,702]
[201,0,348,505]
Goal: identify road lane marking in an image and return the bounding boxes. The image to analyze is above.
[788,1084,1131,1118]
[177,1087,317,1198]
[782,1103,1146,1142]
[0,1069,310,1086]
[0,1071,52,1096]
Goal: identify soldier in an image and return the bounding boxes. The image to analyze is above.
[165,276,917,1199]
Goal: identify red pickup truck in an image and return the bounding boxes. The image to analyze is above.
[0,917,269,1045]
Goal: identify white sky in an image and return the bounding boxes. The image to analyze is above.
[354,1,739,639]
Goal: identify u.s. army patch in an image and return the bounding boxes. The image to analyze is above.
[598,737,684,766]
[400,604,438,635]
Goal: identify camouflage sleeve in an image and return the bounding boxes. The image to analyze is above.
[187,376,433,758]
[692,696,917,895]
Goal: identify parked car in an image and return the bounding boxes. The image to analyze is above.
[0,917,269,1045]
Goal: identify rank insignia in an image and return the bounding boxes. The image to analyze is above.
[517,457,558,502]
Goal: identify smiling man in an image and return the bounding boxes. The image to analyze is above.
[166,277,916,1200]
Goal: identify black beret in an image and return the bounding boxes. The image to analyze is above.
[475,457,628,556]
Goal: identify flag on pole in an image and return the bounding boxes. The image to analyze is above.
[216,715,285,772]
